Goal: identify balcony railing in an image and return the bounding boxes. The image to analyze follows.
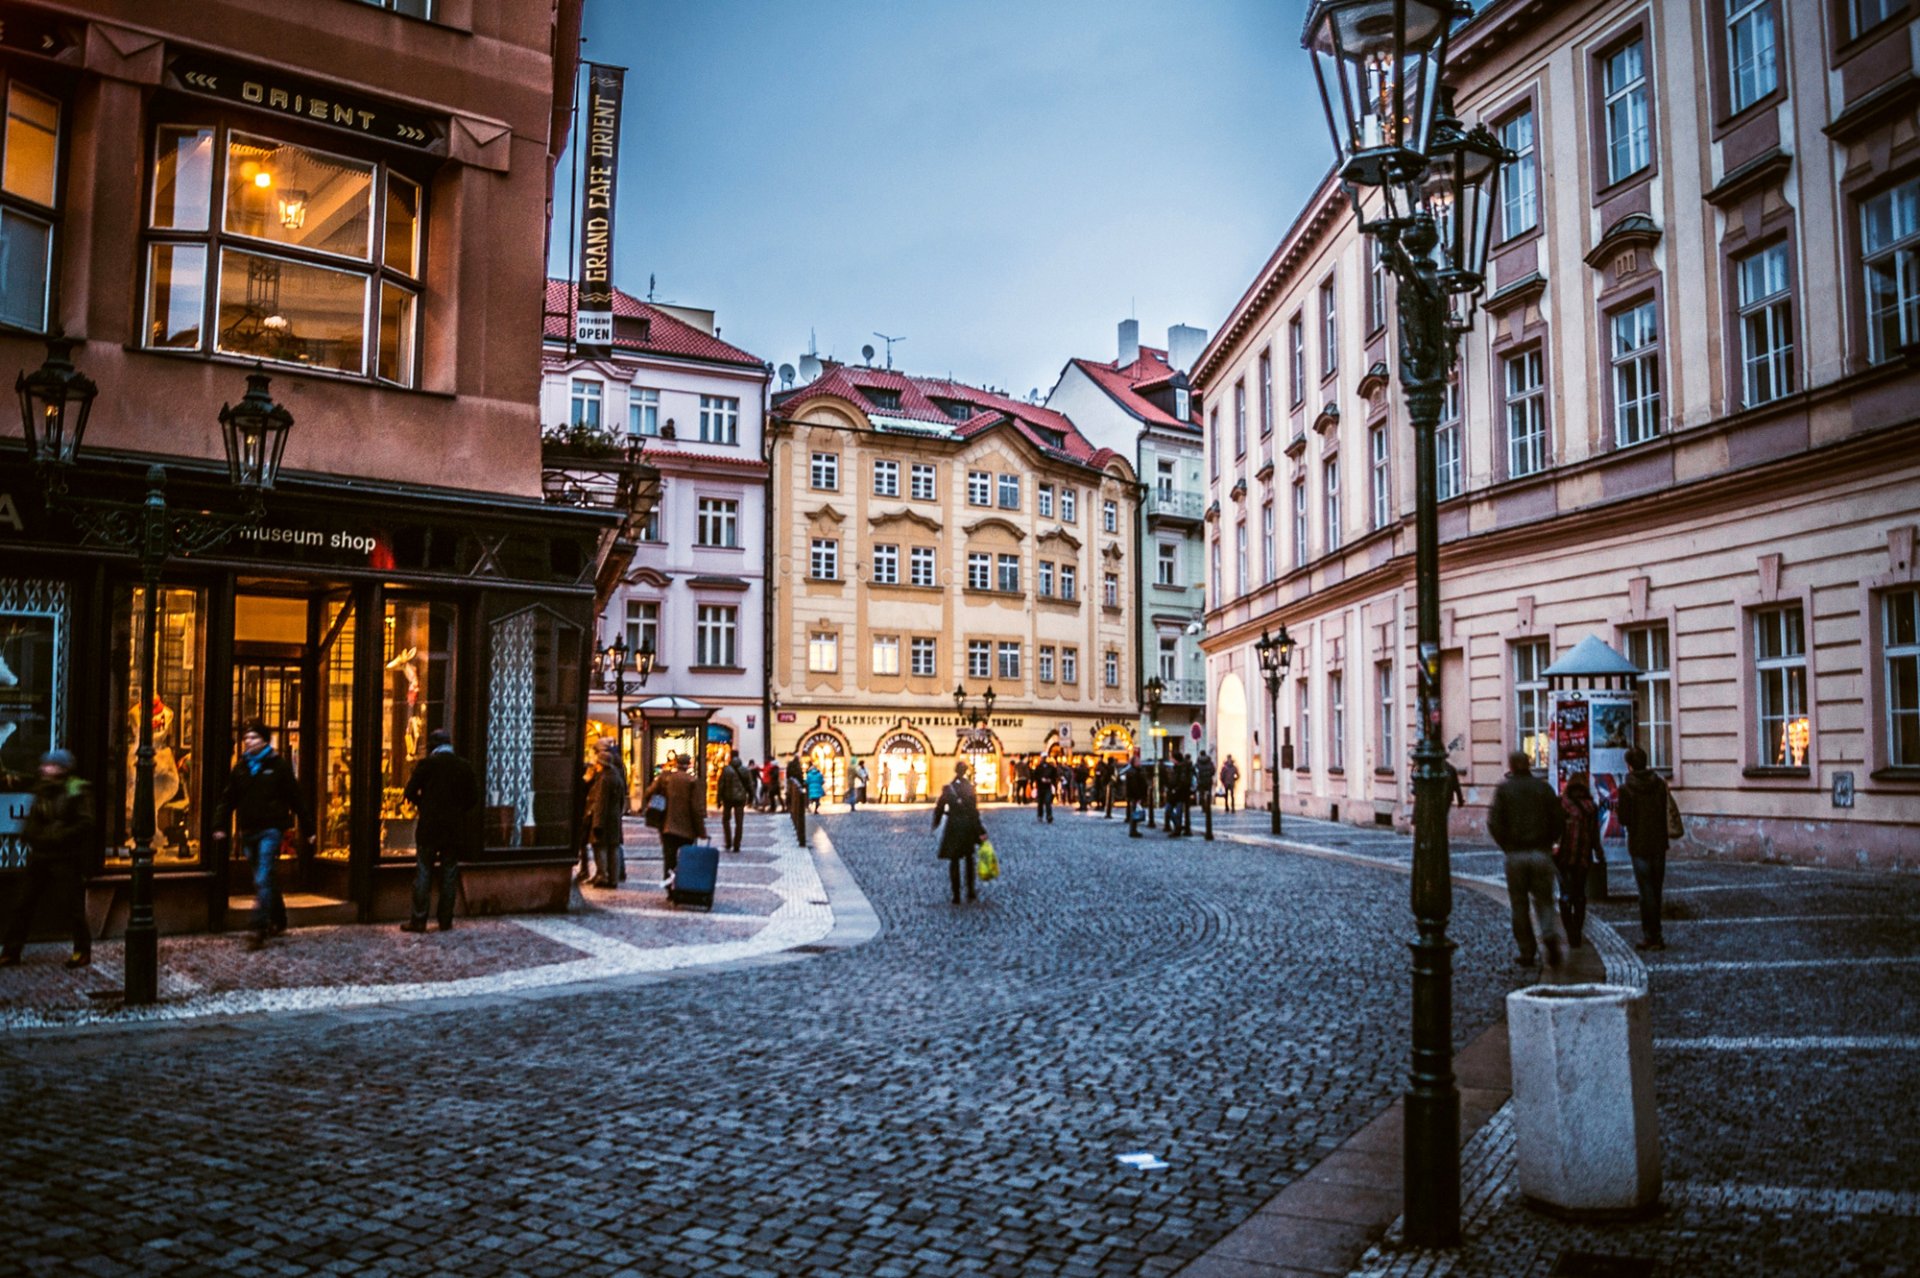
[1143,489,1205,523]
[1156,677,1206,705]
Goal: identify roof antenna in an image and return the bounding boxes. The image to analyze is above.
[873,331,905,370]
[647,273,656,301]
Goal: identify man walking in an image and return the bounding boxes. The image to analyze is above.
[1219,754,1239,813]
[1034,757,1056,823]
[717,749,755,855]
[1195,750,1217,840]
[1488,750,1567,967]
[400,728,478,933]
[213,721,311,951]
[1,749,95,969]
[644,752,708,890]
[1124,751,1150,838]
[1616,746,1672,951]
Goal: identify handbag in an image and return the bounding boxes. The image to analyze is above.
[975,837,1000,882]
[644,792,668,830]
[1665,791,1685,840]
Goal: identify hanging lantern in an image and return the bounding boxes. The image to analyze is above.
[15,333,98,468]
[217,369,294,491]
[1302,0,1461,193]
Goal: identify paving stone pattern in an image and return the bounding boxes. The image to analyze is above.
[0,808,1520,1277]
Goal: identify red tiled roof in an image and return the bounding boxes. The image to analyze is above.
[773,363,1118,472]
[1070,346,1201,433]
[543,280,767,369]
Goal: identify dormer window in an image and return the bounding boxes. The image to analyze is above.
[1034,427,1067,449]
[859,387,903,410]
[1175,388,1190,420]
[934,398,974,421]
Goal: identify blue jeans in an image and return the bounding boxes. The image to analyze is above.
[411,839,460,927]
[1631,851,1666,943]
[244,829,287,935]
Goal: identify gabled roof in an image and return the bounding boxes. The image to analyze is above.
[774,363,1119,472]
[543,280,767,370]
[1068,345,1201,433]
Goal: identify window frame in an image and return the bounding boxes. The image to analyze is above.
[807,630,839,674]
[695,496,740,549]
[967,640,991,680]
[570,378,603,429]
[1037,645,1055,683]
[909,545,937,587]
[1323,456,1341,553]
[1375,660,1395,775]
[628,387,660,437]
[1622,622,1674,772]
[1319,276,1339,381]
[1861,176,1920,367]
[966,552,991,591]
[1062,647,1078,686]
[870,635,901,677]
[698,395,740,445]
[1868,585,1920,776]
[1061,488,1077,523]
[1734,239,1795,408]
[910,462,937,501]
[1511,637,1551,770]
[996,641,1021,681]
[996,552,1020,594]
[1724,0,1780,118]
[1749,603,1811,772]
[808,537,839,581]
[997,473,1020,511]
[0,73,64,336]
[1233,379,1248,456]
[1503,346,1548,479]
[694,604,738,669]
[1595,30,1655,193]
[1259,350,1275,437]
[871,542,899,585]
[809,451,840,491]
[967,470,991,507]
[1436,374,1463,501]
[1498,106,1538,242]
[910,636,938,677]
[1608,295,1663,448]
[873,459,899,497]
[1288,313,1307,407]
[1369,423,1391,530]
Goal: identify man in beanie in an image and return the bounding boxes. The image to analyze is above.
[400,728,479,933]
[213,721,311,951]
[1,749,96,969]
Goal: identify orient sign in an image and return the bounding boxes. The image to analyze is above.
[0,5,78,59]
[169,51,445,151]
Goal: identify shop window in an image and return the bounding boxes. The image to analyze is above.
[142,124,423,383]
[382,598,455,857]
[1753,604,1809,768]
[319,596,356,860]
[0,578,70,870]
[0,79,61,332]
[485,607,582,848]
[112,586,206,866]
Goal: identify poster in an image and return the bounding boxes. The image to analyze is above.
[1548,688,1635,858]
[0,612,58,840]
[573,62,626,358]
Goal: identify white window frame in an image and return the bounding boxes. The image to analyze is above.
[1329,670,1345,772]
[1376,661,1395,771]
[1610,299,1662,447]
[1037,484,1054,519]
[809,538,839,581]
[570,378,602,428]
[1259,350,1274,436]
[1754,604,1809,768]
[1369,423,1391,529]
[1061,489,1077,523]
[1038,646,1055,683]
[1323,457,1341,552]
[1513,638,1551,769]
[810,451,839,491]
[1436,375,1462,501]
[1157,541,1178,587]
[695,497,738,548]
[967,470,991,506]
[1103,499,1118,533]
[1727,0,1777,114]
[1234,380,1248,455]
[695,604,737,668]
[1288,313,1306,407]
[1292,478,1308,568]
[1320,277,1338,378]
[1103,572,1119,607]
[996,553,1020,594]
[911,636,937,677]
[1737,241,1794,407]
[1624,623,1673,771]
[624,598,658,657]
[997,474,1020,510]
[1603,38,1651,185]
[1060,564,1076,601]
[1235,521,1248,597]
[1104,650,1119,688]
[1863,178,1920,366]
[1038,560,1055,598]
[1062,647,1078,685]
[910,546,936,587]
[1500,108,1537,240]
[910,463,936,500]
[1505,348,1547,478]
[808,630,839,673]
[966,552,991,591]
[870,635,900,676]
[873,459,899,497]
[1262,502,1276,583]
[872,542,898,584]
[628,387,659,437]
[699,395,739,445]
[1883,588,1920,767]
[997,641,1021,681]
[967,640,991,680]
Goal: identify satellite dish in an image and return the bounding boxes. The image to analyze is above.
[799,353,822,380]
[779,363,796,388]
[862,344,876,365]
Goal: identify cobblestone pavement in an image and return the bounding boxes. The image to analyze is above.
[1206,812,1920,1278]
[0,805,1522,1277]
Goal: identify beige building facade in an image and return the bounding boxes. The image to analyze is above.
[768,364,1140,800]
[1196,0,1920,868]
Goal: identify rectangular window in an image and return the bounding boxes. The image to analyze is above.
[968,641,991,679]
[1501,109,1538,240]
[1296,680,1312,770]
[1259,351,1275,436]
[1513,638,1551,769]
[997,474,1020,510]
[996,553,1020,593]
[1104,499,1118,532]
[1104,572,1120,607]
[1062,647,1078,685]
[1158,635,1179,682]
[695,497,739,548]
[1157,457,1177,501]
[1863,178,1920,365]
[910,546,936,587]
[624,599,658,657]
[1038,646,1056,683]
[1234,380,1248,455]
[1884,588,1920,767]
[1105,650,1119,687]
[1320,278,1338,378]
[910,463,937,501]
[873,459,899,497]
[696,605,737,668]
[1852,0,1901,38]
[1611,299,1662,446]
[911,636,938,677]
[1235,522,1249,597]
[1329,671,1345,771]
[1262,502,1276,582]
[1505,348,1547,478]
[1038,484,1054,519]
[1624,623,1673,771]
[1211,540,1223,610]
[1288,313,1306,406]
[809,538,839,580]
[1293,478,1308,568]
[1737,242,1795,406]
[636,508,660,542]
[967,470,991,506]
[967,552,991,591]
[872,543,898,584]
[1367,236,1387,333]
[810,452,839,491]
[1157,542,1178,587]
[808,631,839,673]
[1061,489,1077,522]
[571,379,602,429]
[1603,38,1651,185]
[870,636,900,676]
[1369,424,1391,529]
[1038,561,1055,597]
[699,395,739,445]
[1377,662,1395,770]
[1323,458,1341,552]
[628,387,659,437]
[0,81,59,330]
[997,641,1021,680]
[1436,376,1463,501]
[1754,604,1809,767]
[1060,565,1077,600]
[1209,410,1221,478]
[1727,0,1777,113]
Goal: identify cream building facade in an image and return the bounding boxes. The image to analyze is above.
[768,364,1140,800]
[1197,0,1920,868]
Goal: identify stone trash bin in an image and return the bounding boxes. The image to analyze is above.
[1507,983,1662,1218]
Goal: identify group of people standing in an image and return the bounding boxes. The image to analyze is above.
[744,756,824,814]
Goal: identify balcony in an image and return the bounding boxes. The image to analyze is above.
[1144,488,1205,526]
[541,424,662,609]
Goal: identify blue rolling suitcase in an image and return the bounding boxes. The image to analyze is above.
[670,843,719,911]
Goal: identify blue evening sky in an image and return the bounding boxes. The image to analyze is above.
[550,0,1330,399]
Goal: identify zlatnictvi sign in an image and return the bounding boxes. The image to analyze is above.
[573,62,626,358]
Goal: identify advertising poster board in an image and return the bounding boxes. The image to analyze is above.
[1548,688,1636,865]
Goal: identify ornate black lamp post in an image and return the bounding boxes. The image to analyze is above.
[1142,675,1165,827]
[1254,624,1296,836]
[601,634,654,809]
[1303,0,1508,1248]
[952,683,996,796]
[17,339,292,1005]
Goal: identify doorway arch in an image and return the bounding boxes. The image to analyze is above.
[1214,670,1250,807]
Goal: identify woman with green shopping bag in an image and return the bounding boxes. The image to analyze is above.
[932,760,985,904]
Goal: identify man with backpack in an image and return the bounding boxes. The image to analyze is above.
[717,749,755,854]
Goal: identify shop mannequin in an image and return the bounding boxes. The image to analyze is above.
[126,694,185,844]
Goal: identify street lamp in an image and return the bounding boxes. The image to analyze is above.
[600,634,654,804]
[17,339,292,1005]
[1254,624,1296,836]
[1142,675,1165,828]
[1302,0,1507,1249]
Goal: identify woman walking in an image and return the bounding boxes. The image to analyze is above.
[932,761,984,904]
[1555,771,1601,949]
[805,762,825,814]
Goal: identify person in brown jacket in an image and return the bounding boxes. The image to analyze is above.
[644,752,707,890]
[1554,772,1601,950]
[582,742,625,889]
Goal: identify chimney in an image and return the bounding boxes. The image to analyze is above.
[1118,318,1140,368]
[1167,323,1209,374]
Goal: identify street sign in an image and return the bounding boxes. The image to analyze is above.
[1190,722,1203,741]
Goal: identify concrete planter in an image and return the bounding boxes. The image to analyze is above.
[1507,982,1661,1218]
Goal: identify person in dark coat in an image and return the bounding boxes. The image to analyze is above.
[932,761,984,904]
[213,721,312,951]
[1034,758,1056,823]
[1124,751,1150,838]
[716,750,756,854]
[1097,758,1115,818]
[1166,755,1195,837]
[1,750,96,969]
[1219,754,1239,813]
[1074,760,1091,811]
[1487,750,1567,968]
[1195,751,1217,836]
[582,742,625,889]
[400,728,479,933]
[1554,771,1601,949]
[1615,746,1671,951]
[644,752,708,890]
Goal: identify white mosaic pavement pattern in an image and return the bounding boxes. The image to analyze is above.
[0,820,833,1032]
